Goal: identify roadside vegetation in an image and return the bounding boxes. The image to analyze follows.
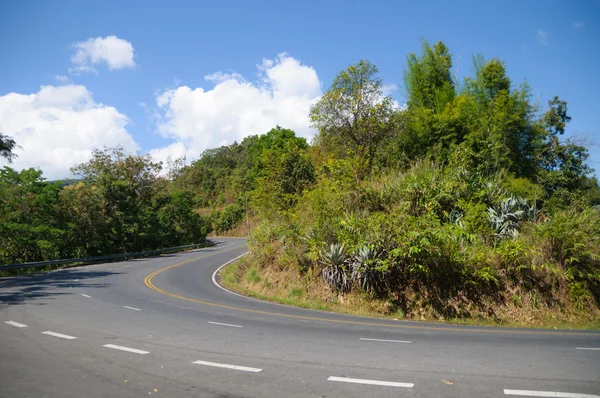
[2,41,599,328]
[0,148,207,266]
[214,41,600,328]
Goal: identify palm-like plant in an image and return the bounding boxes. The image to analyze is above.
[320,243,352,292]
[351,245,386,295]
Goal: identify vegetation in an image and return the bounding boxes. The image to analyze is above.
[0,147,207,265]
[214,41,599,327]
[2,40,598,328]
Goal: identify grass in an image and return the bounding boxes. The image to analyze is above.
[218,257,600,330]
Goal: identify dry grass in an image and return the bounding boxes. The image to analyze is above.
[219,256,600,330]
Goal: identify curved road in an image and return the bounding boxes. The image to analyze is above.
[1,238,599,398]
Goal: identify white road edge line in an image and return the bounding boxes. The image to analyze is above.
[42,331,77,340]
[81,294,91,298]
[504,389,600,398]
[192,360,262,373]
[5,321,27,328]
[123,306,141,311]
[208,321,243,328]
[575,347,600,351]
[328,376,413,388]
[360,338,411,343]
[103,344,149,355]
[211,253,250,300]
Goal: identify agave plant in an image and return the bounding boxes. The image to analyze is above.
[320,243,352,293]
[488,196,535,239]
[351,245,386,295]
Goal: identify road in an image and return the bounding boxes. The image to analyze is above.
[1,238,599,398]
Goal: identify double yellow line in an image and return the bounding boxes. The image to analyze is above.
[144,250,600,337]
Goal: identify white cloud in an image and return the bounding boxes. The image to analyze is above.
[382,84,398,96]
[537,30,549,46]
[574,21,584,29]
[70,36,136,73]
[0,84,138,180]
[55,75,69,83]
[148,142,188,167]
[152,53,321,160]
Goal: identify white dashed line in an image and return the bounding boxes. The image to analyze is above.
[103,344,149,355]
[5,321,27,328]
[504,389,600,397]
[42,331,77,340]
[328,376,413,388]
[208,321,243,328]
[575,347,600,351]
[360,338,411,343]
[192,360,262,372]
[81,294,91,298]
[123,306,141,311]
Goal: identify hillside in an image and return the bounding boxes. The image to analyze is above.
[181,41,600,328]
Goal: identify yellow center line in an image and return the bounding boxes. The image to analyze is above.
[144,250,600,337]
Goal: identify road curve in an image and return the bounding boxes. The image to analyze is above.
[1,238,599,398]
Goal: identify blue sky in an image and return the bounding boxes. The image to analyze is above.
[0,0,598,179]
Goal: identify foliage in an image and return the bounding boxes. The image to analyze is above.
[237,41,600,325]
[0,147,208,265]
[487,196,534,239]
[0,132,18,163]
[310,60,394,162]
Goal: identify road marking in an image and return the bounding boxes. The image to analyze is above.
[143,251,600,337]
[5,321,27,328]
[504,390,600,397]
[103,344,149,355]
[42,331,77,340]
[123,306,141,311]
[328,376,413,388]
[81,294,91,298]
[192,360,262,372]
[360,338,411,343]
[208,321,243,328]
[575,347,600,351]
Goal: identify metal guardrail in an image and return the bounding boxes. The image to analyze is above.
[0,242,212,271]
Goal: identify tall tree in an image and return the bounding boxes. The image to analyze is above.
[404,40,455,112]
[310,60,394,162]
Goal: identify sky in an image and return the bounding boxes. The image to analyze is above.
[0,0,598,180]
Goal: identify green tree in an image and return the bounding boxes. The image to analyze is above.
[0,167,64,264]
[404,40,455,112]
[310,60,394,162]
[0,133,18,163]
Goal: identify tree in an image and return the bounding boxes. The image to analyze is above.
[0,133,18,163]
[535,97,597,207]
[404,40,455,112]
[310,60,394,162]
[0,167,64,264]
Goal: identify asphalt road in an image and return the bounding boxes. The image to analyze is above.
[1,238,599,398]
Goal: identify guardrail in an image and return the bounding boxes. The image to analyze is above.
[0,242,212,271]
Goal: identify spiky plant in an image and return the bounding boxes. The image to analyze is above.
[320,243,352,293]
[488,196,535,239]
[351,245,386,295]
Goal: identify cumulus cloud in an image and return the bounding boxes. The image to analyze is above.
[70,35,136,73]
[382,84,398,96]
[152,53,321,160]
[0,84,138,180]
[537,30,549,46]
